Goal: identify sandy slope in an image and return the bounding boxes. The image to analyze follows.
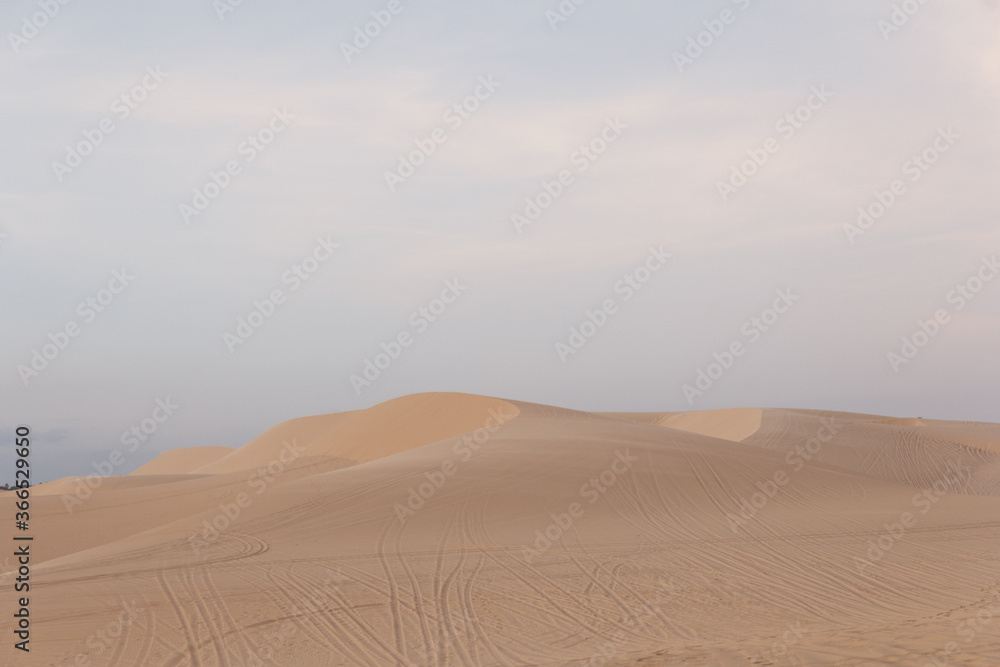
[4,393,1000,666]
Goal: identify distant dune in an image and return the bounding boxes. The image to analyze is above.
[5,393,999,665]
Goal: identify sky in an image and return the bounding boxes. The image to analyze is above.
[1,0,998,482]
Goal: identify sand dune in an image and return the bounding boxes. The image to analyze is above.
[5,393,999,665]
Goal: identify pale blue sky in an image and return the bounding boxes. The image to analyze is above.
[2,0,998,481]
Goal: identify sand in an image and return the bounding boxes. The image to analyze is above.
[4,392,999,665]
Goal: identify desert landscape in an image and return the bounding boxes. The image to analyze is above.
[5,0,998,665]
[5,392,1000,666]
